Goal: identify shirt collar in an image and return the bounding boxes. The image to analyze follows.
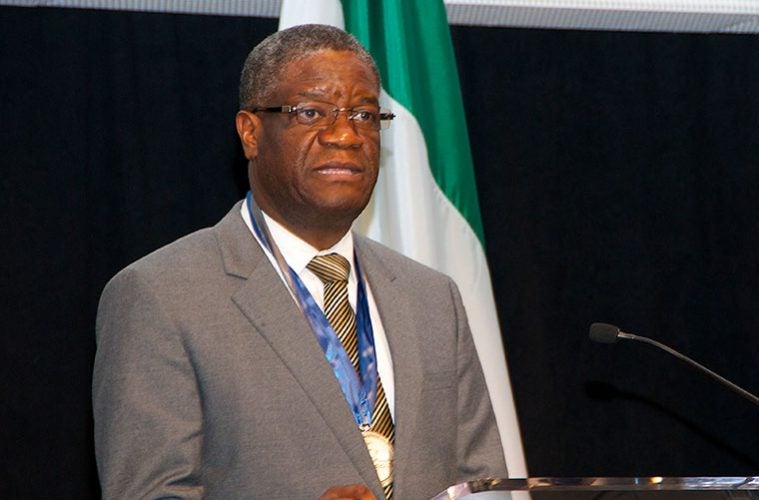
[262,212,354,276]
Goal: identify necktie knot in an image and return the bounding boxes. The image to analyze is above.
[307,253,351,284]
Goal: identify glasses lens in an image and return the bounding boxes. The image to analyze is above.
[293,103,330,127]
[293,103,390,130]
[350,108,383,130]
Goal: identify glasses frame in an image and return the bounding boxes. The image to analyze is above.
[251,104,396,130]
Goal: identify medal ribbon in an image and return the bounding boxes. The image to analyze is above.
[245,191,379,428]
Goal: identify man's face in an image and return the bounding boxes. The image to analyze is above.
[242,49,381,236]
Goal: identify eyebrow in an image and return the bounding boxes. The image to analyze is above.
[296,91,379,106]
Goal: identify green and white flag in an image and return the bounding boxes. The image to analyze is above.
[280,0,527,477]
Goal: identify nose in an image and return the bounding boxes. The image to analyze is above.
[317,112,364,148]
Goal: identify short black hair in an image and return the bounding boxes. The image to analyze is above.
[239,24,380,110]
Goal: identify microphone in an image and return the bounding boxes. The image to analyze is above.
[589,322,759,406]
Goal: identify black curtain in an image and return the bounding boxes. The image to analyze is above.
[1,7,275,498]
[452,25,759,476]
[1,6,757,499]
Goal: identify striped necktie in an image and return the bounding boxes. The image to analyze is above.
[307,253,395,499]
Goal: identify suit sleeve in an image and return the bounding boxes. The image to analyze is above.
[93,268,204,499]
[449,279,509,481]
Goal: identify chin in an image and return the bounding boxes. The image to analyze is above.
[314,198,369,221]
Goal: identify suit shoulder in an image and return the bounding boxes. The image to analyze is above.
[102,226,222,297]
[355,235,454,286]
[129,227,218,274]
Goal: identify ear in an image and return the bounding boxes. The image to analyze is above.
[235,110,261,160]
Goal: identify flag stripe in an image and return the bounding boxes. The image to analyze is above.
[343,0,485,243]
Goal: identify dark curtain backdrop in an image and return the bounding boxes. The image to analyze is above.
[1,6,757,499]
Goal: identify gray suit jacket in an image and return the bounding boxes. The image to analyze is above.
[93,202,507,499]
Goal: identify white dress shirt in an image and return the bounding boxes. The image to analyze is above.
[240,200,395,419]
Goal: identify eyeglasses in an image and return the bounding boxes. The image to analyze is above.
[251,102,395,130]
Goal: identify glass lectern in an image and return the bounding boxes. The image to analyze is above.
[433,477,759,500]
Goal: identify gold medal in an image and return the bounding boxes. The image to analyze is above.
[361,428,394,487]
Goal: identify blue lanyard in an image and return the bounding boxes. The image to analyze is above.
[245,191,379,427]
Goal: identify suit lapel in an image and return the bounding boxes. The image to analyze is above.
[214,205,382,492]
[354,237,424,486]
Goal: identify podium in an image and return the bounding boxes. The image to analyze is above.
[433,477,759,499]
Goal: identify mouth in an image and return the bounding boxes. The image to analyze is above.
[314,162,363,177]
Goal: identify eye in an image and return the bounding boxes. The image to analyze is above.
[351,109,378,124]
[295,105,326,124]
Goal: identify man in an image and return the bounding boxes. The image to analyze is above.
[93,24,506,499]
